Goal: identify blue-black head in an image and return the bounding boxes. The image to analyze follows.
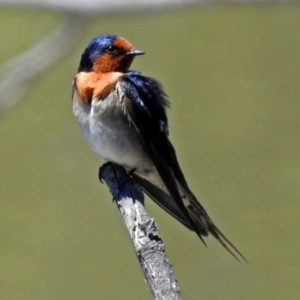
[78,34,145,73]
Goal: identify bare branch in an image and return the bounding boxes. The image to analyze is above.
[0,14,87,115]
[99,163,182,300]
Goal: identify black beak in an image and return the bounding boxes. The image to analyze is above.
[126,49,145,56]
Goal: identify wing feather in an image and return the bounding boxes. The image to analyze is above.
[117,72,246,261]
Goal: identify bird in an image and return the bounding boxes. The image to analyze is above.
[72,34,246,262]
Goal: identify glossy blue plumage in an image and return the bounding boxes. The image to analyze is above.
[122,71,169,134]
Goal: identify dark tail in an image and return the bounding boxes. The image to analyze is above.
[133,173,247,262]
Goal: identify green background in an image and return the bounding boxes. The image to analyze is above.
[1,4,300,299]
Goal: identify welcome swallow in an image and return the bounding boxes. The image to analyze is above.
[72,34,245,261]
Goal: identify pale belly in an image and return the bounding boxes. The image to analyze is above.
[89,113,153,171]
[72,90,154,173]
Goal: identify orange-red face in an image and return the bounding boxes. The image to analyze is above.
[78,34,145,74]
[93,37,135,73]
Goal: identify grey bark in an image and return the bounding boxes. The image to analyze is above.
[99,163,182,300]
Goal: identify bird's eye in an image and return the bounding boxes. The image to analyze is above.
[105,46,118,55]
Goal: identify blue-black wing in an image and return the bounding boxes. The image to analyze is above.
[119,71,246,261]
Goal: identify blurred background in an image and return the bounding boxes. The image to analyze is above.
[1,2,300,299]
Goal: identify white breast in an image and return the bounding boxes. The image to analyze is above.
[72,83,154,172]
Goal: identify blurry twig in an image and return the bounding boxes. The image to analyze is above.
[0,0,299,16]
[0,15,87,115]
[0,0,296,15]
[0,0,202,16]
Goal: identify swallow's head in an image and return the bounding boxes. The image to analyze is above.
[78,34,145,73]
